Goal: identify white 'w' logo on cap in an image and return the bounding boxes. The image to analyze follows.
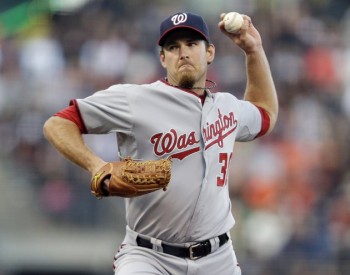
[171,13,187,25]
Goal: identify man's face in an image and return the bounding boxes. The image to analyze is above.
[160,30,215,88]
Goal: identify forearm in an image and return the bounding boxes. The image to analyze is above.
[43,116,106,175]
[218,14,278,133]
[244,47,278,132]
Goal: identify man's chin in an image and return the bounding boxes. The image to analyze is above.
[179,80,195,89]
[178,75,195,89]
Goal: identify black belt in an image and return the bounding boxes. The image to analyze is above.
[136,233,229,260]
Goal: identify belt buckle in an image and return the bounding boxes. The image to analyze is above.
[189,243,202,260]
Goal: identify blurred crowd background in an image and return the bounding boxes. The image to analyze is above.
[1,0,350,274]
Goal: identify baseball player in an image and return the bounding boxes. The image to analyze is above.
[43,12,278,275]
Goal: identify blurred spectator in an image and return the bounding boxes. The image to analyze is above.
[79,10,130,90]
[19,33,65,84]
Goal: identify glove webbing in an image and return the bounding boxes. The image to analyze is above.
[122,159,171,188]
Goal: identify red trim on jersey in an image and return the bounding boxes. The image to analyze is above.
[255,106,270,138]
[54,100,87,134]
[198,93,206,105]
[160,79,205,101]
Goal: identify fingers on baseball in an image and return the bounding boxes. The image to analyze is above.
[241,15,252,31]
[218,14,226,30]
[219,13,251,36]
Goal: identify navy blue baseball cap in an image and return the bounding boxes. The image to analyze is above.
[158,12,211,46]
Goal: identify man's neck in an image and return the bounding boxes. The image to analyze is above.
[164,77,211,96]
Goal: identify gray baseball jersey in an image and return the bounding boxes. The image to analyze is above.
[75,80,262,243]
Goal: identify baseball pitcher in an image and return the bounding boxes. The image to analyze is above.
[43,11,278,275]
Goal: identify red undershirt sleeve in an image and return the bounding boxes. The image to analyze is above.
[54,100,87,134]
[255,106,270,138]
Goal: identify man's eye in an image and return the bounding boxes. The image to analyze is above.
[167,45,177,50]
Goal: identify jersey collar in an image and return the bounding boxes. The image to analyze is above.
[159,78,214,99]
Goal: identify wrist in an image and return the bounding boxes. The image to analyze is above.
[244,44,264,56]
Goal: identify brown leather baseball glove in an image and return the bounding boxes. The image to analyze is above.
[91,157,171,198]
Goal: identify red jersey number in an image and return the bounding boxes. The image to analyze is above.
[217,152,233,187]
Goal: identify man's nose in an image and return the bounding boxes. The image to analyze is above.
[179,45,189,59]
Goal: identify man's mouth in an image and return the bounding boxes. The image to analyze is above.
[179,63,194,70]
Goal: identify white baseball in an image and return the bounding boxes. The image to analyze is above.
[223,12,244,33]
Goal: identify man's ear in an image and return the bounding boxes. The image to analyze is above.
[160,50,167,68]
[207,44,215,65]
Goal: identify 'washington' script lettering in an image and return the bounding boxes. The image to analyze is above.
[151,129,200,157]
[202,109,237,149]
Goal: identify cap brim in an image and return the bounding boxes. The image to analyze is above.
[158,26,210,46]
